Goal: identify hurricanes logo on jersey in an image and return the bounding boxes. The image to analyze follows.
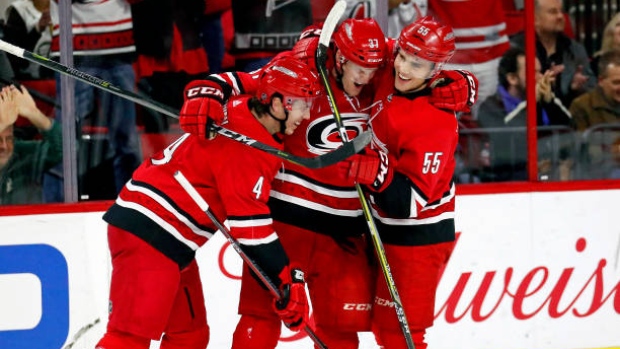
[306,114,367,155]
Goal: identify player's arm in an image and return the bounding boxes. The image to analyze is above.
[386,37,479,113]
[429,69,479,113]
[179,67,265,138]
[218,157,308,331]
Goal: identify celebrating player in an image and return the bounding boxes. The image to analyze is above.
[94,56,321,349]
[231,18,386,349]
[339,16,461,349]
[179,15,476,349]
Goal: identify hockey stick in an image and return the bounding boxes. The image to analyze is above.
[61,317,101,349]
[315,2,415,348]
[173,171,329,349]
[0,39,370,169]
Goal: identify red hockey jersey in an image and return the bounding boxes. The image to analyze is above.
[428,0,510,64]
[269,72,373,237]
[209,37,376,237]
[368,65,458,246]
[103,97,285,269]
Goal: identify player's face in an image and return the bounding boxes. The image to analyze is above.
[341,60,378,97]
[0,126,15,170]
[393,50,434,93]
[284,99,312,135]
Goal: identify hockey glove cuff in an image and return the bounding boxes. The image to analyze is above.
[273,265,308,332]
[180,80,226,139]
[429,70,478,113]
[338,148,392,192]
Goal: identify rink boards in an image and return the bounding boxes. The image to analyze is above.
[0,188,619,349]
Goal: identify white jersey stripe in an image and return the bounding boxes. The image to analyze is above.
[274,172,359,199]
[372,210,455,226]
[271,191,363,217]
[228,217,273,227]
[452,23,507,37]
[237,231,280,246]
[421,184,456,212]
[115,197,201,250]
[455,36,509,50]
[125,181,214,240]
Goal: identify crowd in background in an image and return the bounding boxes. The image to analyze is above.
[1,0,620,206]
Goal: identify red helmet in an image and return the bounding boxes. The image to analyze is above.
[333,18,386,69]
[257,56,321,110]
[398,16,455,66]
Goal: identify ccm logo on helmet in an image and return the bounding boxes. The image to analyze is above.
[187,86,225,100]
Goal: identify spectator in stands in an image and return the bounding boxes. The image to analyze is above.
[0,84,61,205]
[569,49,620,179]
[591,12,620,76]
[343,0,509,118]
[511,0,596,108]
[200,0,231,74]
[3,0,57,129]
[45,0,141,202]
[131,0,209,133]
[428,0,510,118]
[609,136,620,179]
[231,0,313,72]
[570,49,620,131]
[3,0,53,80]
[0,51,15,82]
[477,47,573,182]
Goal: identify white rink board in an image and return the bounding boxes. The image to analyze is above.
[0,189,619,348]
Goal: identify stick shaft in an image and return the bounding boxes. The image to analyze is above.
[314,2,415,347]
[174,171,329,349]
[0,39,366,169]
[0,39,178,117]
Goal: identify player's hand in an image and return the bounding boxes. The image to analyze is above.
[273,265,308,332]
[429,70,478,113]
[337,148,391,191]
[179,80,226,139]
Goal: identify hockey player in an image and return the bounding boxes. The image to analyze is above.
[94,56,321,349]
[178,16,476,348]
[338,17,460,349]
[231,18,386,349]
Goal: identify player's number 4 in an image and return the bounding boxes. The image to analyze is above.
[422,152,443,174]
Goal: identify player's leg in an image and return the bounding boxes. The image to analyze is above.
[232,220,315,349]
[231,264,282,349]
[96,225,182,349]
[309,232,376,349]
[371,241,455,349]
[160,260,210,349]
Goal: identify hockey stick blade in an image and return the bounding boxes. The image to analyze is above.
[318,0,346,48]
[314,2,416,348]
[173,171,329,349]
[0,38,361,169]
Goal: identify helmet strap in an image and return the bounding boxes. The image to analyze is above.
[267,107,289,135]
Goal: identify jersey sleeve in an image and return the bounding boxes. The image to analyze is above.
[217,151,290,287]
[209,69,262,97]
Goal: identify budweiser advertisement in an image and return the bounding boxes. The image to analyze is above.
[0,189,619,348]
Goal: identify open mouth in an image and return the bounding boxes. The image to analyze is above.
[397,72,411,81]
